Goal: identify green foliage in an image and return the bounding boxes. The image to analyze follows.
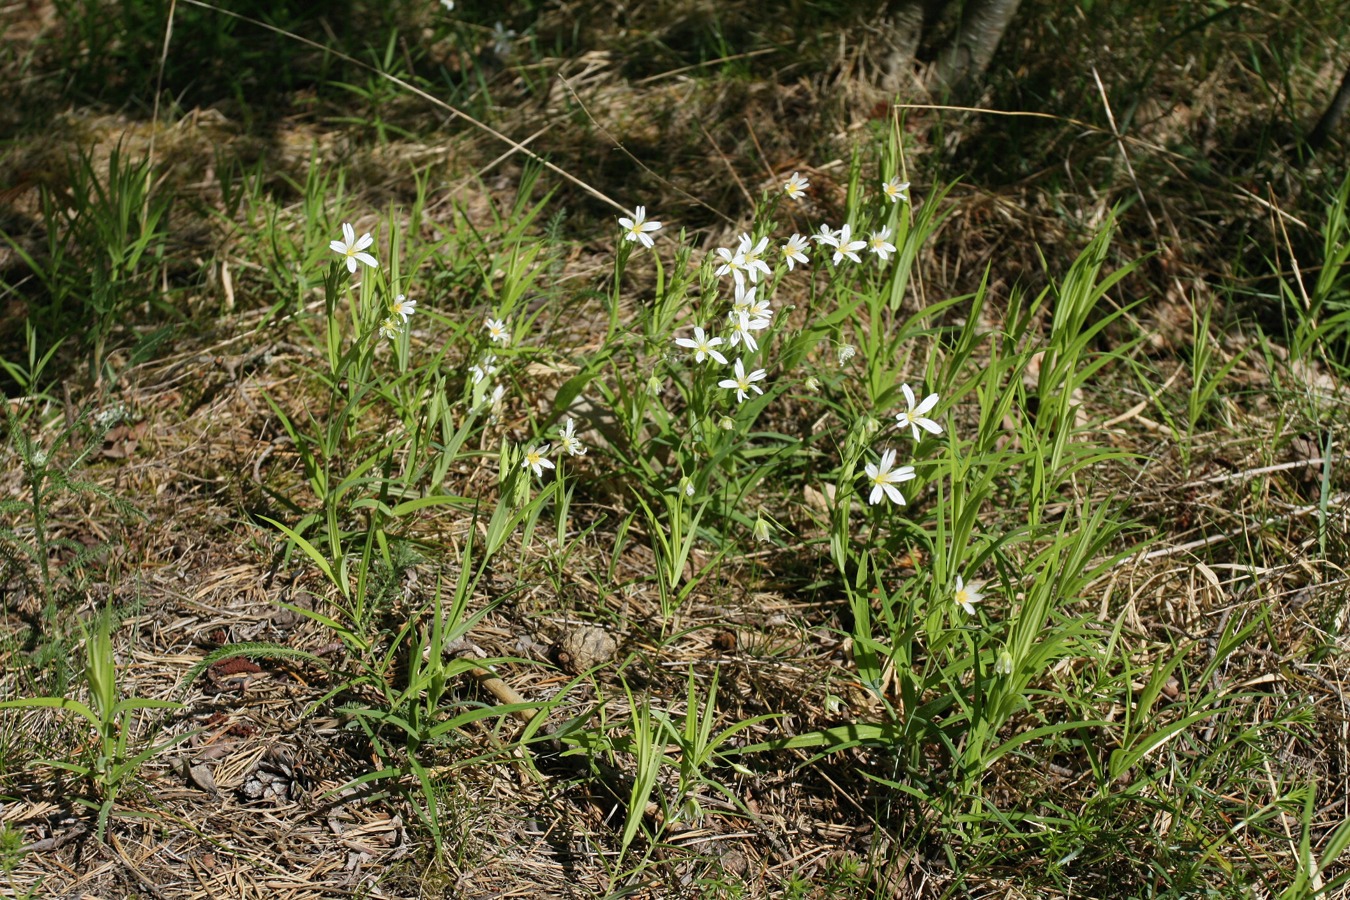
[0,608,189,839]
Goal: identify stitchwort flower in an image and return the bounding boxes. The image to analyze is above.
[674,326,728,365]
[390,293,417,322]
[783,171,809,201]
[825,224,866,265]
[485,316,510,345]
[893,384,942,441]
[719,358,767,404]
[558,417,586,456]
[738,234,772,284]
[331,222,378,274]
[953,576,985,616]
[882,177,910,203]
[619,205,662,249]
[522,444,555,478]
[868,227,896,262]
[863,448,916,506]
[781,233,810,270]
[379,316,402,341]
[470,353,497,384]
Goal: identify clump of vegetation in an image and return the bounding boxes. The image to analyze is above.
[0,1,1347,897]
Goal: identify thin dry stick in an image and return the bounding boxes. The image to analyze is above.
[1134,492,1348,563]
[1091,66,1159,237]
[1101,364,1185,429]
[179,0,628,215]
[1179,456,1345,489]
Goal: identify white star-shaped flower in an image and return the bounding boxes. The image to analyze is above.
[737,234,772,284]
[883,177,910,203]
[953,575,984,616]
[727,309,769,353]
[781,233,810,270]
[827,224,866,265]
[379,315,401,340]
[893,384,942,440]
[330,222,378,274]
[618,205,662,249]
[558,417,586,456]
[470,353,497,384]
[783,171,809,201]
[811,223,838,245]
[868,227,896,262]
[674,326,728,365]
[522,443,555,478]
[718,358,767,403]
[863,448,916,506]
[485,316,510,344]
[390,294,417,322]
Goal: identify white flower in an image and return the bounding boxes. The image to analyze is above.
[883,177,910,203]
[470,353,498,384]
[811,223,838,245]
[492,21,516,57]
[330,222,378,274]
[781,233,810,270]
[863,448,916,506]
[738,234,772,284]
[893,384,942,440]
[558,417,586,456]
[953,575,984,616]
[827,224,866,265]
[733,281,773,322]
[718,358,767,403]
[522,444,555,478]
[868,226,896,262]
[713,245,746,284]
[752,512,772,542]
[728,309,769,352]
[683,478,695,497]
[783,171,809,201]
[440,0,454,10]
[994,649,1014,676]
[490,384,505,409]
[674,326,728,365]
[379,315,402,340]
[485,316,510,344]
[390,293,417,322]
[618,205,662,249]
[837,344,856,366]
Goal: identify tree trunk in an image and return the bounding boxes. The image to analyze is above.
[926,0,1023,96]
[876,1,931,95]
[1308,63,1350,150]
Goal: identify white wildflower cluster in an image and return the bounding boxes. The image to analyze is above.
[330,222,423,344]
